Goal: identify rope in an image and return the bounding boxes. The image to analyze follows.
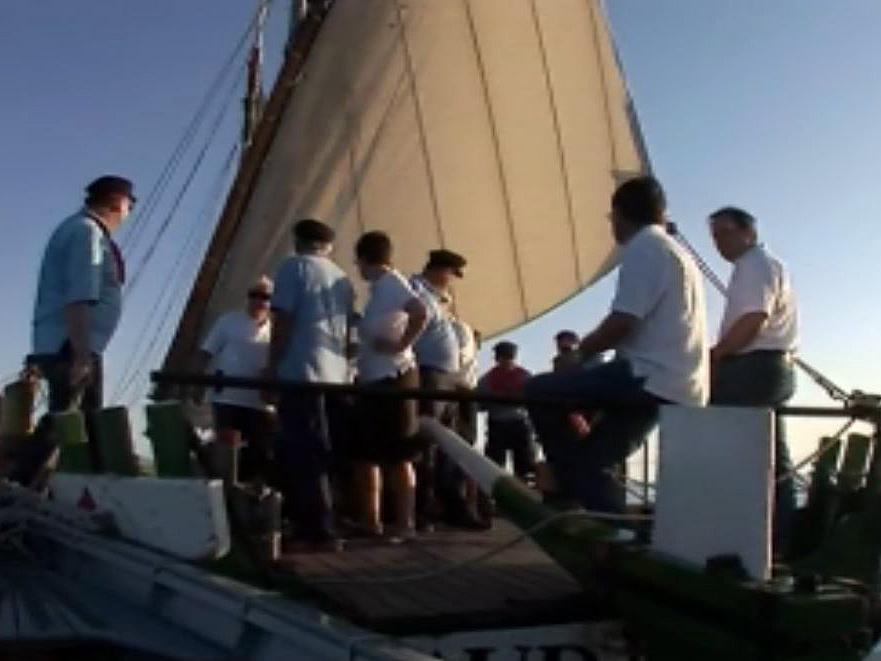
[119,0,273,260]
[775,418,854,485]
[310,509,649,586]
[112,141,240,406]
[123,74,242,300]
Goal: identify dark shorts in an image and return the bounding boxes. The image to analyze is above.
[352,368,421,465]
[212,403,273,446]
[28,343,103,413]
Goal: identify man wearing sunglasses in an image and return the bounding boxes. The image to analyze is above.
[196,275,274,483]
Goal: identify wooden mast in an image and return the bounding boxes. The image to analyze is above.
[241,0,268,151]
[160,3,330,386]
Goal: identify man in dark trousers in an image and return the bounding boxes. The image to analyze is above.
[708,206,798,550]
[409,249,482,529]
[30,175,135,467]
[266,219,355,551]
[478,341,537,483]
[526,176,708,514]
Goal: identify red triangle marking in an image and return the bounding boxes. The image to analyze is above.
[77,487,97,511]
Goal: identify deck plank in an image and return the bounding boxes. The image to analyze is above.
[277,519,587,634]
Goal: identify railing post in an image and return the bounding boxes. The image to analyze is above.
[146,402,195,478]
[92,406,140,476]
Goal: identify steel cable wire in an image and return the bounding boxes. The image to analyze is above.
[112,142,240,405]
[119,1,274,260]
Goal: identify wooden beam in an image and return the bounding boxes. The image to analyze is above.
[161,10,329,382]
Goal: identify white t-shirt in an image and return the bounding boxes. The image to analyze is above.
[611,224,709,406]
[200,310,271,410]
[357,269,418,383]
[719,245,797,353]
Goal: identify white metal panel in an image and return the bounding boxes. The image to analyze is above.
[49,474,230,560]
[652,405,773,580]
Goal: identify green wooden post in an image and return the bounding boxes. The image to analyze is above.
[807,436,842,510]
[839,433,871,492]
[92,406,139,476]
[1,380,35,437]
[54,409,93,473]
[864,433,881,496]
[145,401,194,477]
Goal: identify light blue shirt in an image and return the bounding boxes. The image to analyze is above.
[32,210,122,355]
[410,275,460,374]
[271,253,354,383]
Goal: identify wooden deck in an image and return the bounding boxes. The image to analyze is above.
[277,519,590,635]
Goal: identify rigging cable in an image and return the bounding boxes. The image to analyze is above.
[118,0,273,261]
[122,73,242,302]
[112,142,240,406]
[110,75,241,405]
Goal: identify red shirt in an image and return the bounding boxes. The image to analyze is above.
[483,365,531,396]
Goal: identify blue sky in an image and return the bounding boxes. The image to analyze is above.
[2,1,880,455]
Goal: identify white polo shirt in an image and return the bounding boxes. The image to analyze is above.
[611,224,709,406]
[357,269,419,383]
[719,244,797,353]
[201,310,271,410]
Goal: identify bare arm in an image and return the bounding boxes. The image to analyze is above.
[578,311,638,360]
[396,297,428,352]
[711,312,767,362]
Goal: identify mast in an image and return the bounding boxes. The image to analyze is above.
[242,0,268,151]
[160,6,330,382]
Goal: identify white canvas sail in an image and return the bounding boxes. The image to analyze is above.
[168,0,647,365]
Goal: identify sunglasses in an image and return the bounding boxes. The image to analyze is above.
[248,291,271,301]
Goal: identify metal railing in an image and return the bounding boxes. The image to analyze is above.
[150,370,881,423]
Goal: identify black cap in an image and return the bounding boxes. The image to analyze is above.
[293,218,335,243]
[86,175,136,203]
[555,330,579,342]
[426,249,467,277]
[493,341,518,359]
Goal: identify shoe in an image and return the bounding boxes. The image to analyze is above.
[386,526,417,545]
[344,521,384,539]
[284,536,345,553]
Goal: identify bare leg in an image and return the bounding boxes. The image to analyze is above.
[355,461,382,534]
[386,461,416,532]
[213,427,240,483]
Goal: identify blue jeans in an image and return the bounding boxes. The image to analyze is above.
[710,350,796,550]
[525,360,660,514]
[277,392,335,541]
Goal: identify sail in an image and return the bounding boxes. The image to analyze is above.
[166,0,646,369]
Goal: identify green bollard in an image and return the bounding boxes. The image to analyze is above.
[92,406,139,476]
[54,410,93,473]
[1,380,36,437]
[839,433,871,493]
[865,433,881,496]
[145,401,194,478]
